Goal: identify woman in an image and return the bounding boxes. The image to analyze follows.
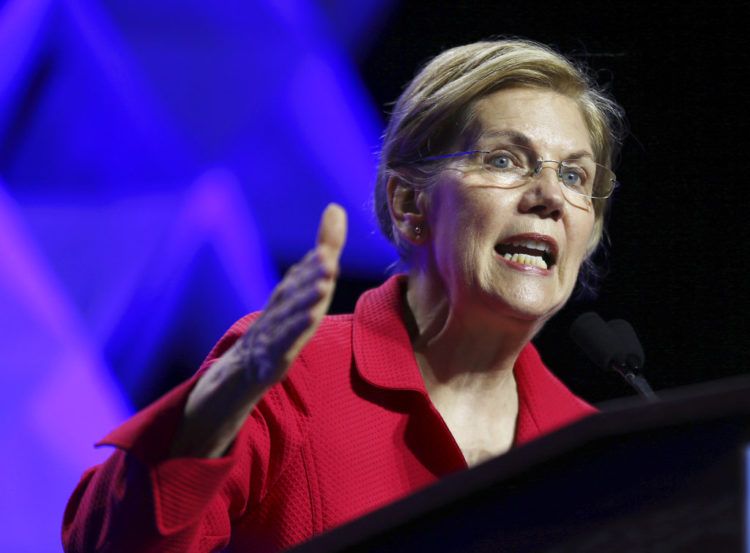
[63,38,624,552]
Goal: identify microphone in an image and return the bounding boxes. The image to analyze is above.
[570,312,658,401]
[607,319,644,371]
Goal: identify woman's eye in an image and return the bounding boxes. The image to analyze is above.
[561,167,587,189]
[486,152,515,170]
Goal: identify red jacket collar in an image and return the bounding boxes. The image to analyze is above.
[351,274,594,445]
[352,275,428,395]
[351,274,543,397]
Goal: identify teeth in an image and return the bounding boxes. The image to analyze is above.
[508,252,548,270]
[510,239,550,254]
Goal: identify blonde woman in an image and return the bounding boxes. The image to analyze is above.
[64,38,624,552]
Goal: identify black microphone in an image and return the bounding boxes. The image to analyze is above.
[607,319,644,371]
[570,312,658,401]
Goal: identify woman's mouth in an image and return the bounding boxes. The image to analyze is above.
[494,236,557,270]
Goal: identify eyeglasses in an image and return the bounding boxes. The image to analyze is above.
[415,143,617,208]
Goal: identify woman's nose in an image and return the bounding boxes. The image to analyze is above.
[518,163,565,220]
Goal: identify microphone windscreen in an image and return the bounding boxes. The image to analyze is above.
[607,319,645,367]
[569,312,622,370]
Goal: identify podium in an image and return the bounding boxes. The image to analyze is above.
[291,375,750,552]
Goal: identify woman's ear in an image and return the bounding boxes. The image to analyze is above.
[386,175,429,245]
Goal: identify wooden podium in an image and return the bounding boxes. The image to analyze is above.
[291,376,750,552]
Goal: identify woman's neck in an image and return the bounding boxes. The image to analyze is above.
[404,269,542,392]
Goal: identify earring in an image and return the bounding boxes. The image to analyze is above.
[414,225,422,238]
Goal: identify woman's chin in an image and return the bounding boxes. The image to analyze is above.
[478,283,568,324]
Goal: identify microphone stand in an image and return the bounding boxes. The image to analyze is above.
[609,359,658,402]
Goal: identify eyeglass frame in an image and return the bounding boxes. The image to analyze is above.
[410,148,618,201]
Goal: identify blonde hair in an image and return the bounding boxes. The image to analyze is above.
[374,39,626,283]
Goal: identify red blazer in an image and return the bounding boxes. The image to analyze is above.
[63,276,596,552]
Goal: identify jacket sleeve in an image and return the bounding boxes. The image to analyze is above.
[61,313,310,553]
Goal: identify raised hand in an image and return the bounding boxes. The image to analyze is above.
[233,203,347,387]
[171,204,347,458]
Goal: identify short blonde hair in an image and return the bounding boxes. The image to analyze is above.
[374,39,626,280]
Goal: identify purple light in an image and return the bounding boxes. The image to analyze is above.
[0,182,130,551]
[0,0,395,549]
[0,0,52,130]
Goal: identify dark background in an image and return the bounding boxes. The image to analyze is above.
[332,1,750,405]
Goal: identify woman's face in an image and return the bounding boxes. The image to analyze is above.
[424,87,596,324]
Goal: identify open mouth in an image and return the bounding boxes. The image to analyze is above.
[494,238,557,270]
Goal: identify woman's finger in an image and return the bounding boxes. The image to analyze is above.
[268,251,316,303]
[264,280,325,328]
[317,203,347,259]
